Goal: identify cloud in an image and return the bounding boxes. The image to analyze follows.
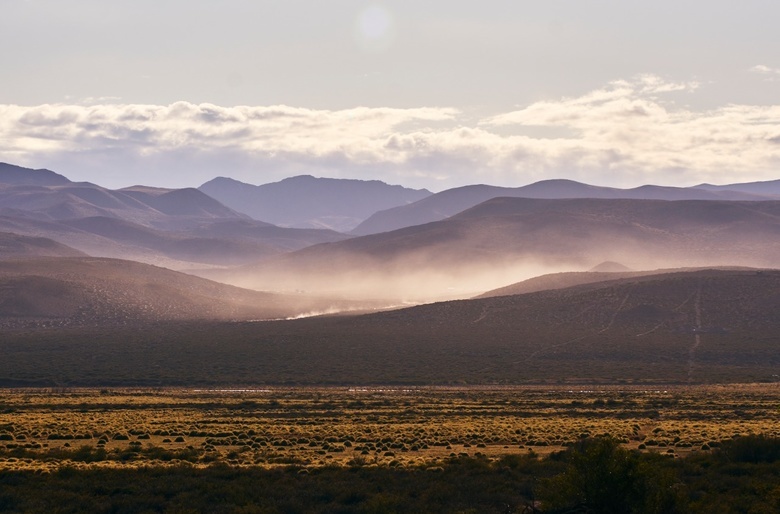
[480,75,779,184]
[750,64,780,75]
[750,64,780,82]
[1,75,779,189]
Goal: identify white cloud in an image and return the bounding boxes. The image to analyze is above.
[750,65,780,82]
[750,64,780,75]
[1,75,778,189]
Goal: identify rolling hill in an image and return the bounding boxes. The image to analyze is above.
[200,175,432,232]
[2,268,778,386]
[353,179,778,235]
[0,232,87,259]
[203,197,780,301]
[0,257,378,328]
[0,179,246,229]
[476,270,665,298]
[696,179,780,196]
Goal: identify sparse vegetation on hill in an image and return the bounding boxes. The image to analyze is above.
[0,257,377,329]
[0,232,86,259]
[2,268,778,386]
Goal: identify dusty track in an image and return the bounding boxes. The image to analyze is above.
[687,280,703,383]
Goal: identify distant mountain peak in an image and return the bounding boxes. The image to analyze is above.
[279,174,317,182]
[119,185,176,195]
[590,261,632,272]
[199,174,432,232]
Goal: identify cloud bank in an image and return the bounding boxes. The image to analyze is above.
[1,75,778,189]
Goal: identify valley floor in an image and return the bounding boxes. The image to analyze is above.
[1,384,778,470]
[1,385,779,513]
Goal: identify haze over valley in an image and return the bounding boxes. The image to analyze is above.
[0,160,778,387]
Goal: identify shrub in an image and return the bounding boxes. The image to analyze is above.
[719,435,780,463]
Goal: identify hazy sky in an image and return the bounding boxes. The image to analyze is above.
[1,1,779,190]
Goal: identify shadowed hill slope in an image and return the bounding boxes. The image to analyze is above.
[476,265,759,298]
[0,232,87,259]
[0,257,375,328]
[476,270,664,298]
[2,269,778,386]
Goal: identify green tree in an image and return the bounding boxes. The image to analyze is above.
[540,438,683,514]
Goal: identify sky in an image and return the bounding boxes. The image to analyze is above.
[1,0,779,191]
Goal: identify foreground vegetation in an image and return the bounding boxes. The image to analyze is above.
[1,386,779,512]
[1,434,779,513]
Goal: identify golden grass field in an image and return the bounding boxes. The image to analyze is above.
[2,384,778,472]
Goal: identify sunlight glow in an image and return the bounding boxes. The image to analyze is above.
[355,5,395,52]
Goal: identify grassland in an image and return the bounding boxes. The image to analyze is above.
[1,386,779,513]
[1,385,778,471]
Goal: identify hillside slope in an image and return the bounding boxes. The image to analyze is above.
[477,270,665,298]
[0,232,87,259]
[0,257,373,328]
[2,269,778,385]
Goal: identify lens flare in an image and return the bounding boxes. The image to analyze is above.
[354,5,395,52]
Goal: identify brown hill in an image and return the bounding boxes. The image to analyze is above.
[476,270,661,298]
[0,232,87,259]
[2,268,778,386]
[0,258,377,328]
[205,198,780,301]
[474,265,758,298]
[589,261,632,272]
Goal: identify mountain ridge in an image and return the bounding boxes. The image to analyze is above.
[0,162,71,186]
[199,175,432,232]
[353,179,779,235]
[0,164,351,268]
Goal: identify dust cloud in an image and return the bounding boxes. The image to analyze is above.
[196,237,778,310]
